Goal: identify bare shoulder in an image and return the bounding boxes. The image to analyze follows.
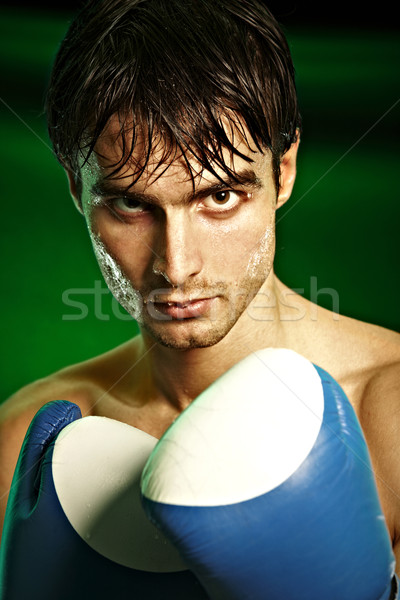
[328,313,400,425]
[277,279,400,388]
[340,316,400,402]
[0,373,92,433]
[332,310,399,365]
[355,333,400,546]
[311,304,400,393]
[0,336,140,434]
[358,350,400,451]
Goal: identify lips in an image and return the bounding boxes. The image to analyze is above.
[148,297,215,320]
[161,300,201,308]
[148,295,206,305]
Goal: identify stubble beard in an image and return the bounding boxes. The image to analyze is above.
[140,227,276,350]
[140,273,269,351]
[91,226,276,351]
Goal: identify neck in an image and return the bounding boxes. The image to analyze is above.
[137,273,293,411]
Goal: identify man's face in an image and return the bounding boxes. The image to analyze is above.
[77,117,281,350]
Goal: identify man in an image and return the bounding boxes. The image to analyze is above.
[0,0,399,595]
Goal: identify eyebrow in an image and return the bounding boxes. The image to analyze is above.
[90,168,263,205]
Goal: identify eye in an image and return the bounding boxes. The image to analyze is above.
[202,190,242,210]
[112,197,147,214]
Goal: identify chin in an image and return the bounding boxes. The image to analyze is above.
[142,317,238,350]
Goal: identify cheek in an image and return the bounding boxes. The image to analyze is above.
[201,211,275,278]
[82,201,148,321]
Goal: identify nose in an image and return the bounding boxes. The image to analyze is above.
[152,210,203,286]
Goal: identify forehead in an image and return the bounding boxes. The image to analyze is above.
[83,113,271,190]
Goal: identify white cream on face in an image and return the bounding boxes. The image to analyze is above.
[246,223,275,279]
[80,162,145,322]
[90,232,144,322]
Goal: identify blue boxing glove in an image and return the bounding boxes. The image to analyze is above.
[0,400,207,600]
[141,348,398,600]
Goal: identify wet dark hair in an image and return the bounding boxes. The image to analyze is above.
[46,0,301,198]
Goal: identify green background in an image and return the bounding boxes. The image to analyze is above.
[0,7,399,401]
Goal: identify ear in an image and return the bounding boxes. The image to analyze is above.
[65,169,84,215]
[276,135,300,209]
